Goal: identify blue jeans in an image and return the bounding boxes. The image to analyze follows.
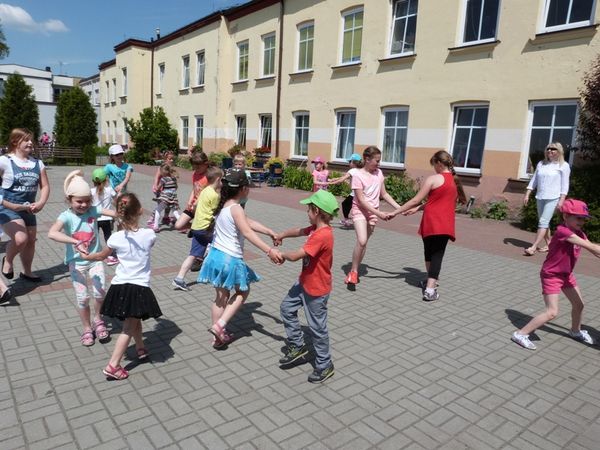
[280,282,331,370]
[536,197,559,228]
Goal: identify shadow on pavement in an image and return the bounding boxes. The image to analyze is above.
[9,262,70,297]
[503,237,531,250]
[124,317,182,369]
[230,301,285,342]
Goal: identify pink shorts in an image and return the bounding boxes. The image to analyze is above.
[540,273,577,295]
[350,206,378,226]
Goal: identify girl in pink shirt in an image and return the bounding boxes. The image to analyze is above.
[511,199,600,350]
[312,156,329,192]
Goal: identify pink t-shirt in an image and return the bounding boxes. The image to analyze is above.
[312,169,329,192]
[541,224,586,277]
[351,168,384,209]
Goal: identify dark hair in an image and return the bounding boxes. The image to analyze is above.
[206,166,223,184]
[430,150,467,204]
[8,128,33,153]
[308,203,333,224]
[116,193,142,230]
[213,172,248,218]
[191,151,208,166]
[362,146,381,161]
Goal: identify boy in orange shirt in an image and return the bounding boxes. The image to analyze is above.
[275,190,337,383]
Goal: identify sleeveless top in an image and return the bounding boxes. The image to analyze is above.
[3,156,41,204]
[212,205,244,258]
[418,172,457,241]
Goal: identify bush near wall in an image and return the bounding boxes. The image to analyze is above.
[283,166,313,191]
[520,165,600,241]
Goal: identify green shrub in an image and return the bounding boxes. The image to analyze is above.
[95,145,109,156]
[82,145,96,165]
[486,200,509,221]
[470,207,486,219]
[328,170,351,197]
[176,155,192,170]
[208,152,229,167]
[385,173,417,204]
[283,166,313,191]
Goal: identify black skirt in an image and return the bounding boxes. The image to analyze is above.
[101,283,162,320]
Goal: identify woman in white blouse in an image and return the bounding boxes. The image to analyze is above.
[523,142,570,256]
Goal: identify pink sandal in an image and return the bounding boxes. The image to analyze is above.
[136,348,149,360]
[80,329,95,347]
[212,330,235,349]
[92,319,110,342]
[103,364,129,380]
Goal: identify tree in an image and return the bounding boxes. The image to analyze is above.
[0,73,40,144]
[126,106,179,163]
[0,21,9,59]
[578,54,600,160]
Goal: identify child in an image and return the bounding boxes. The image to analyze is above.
[150,150,176,226]
[275,189,338,383]
[104,145,133,194]
[91,168,118,266]
[511,199,600,350]
[328,153,363,227]
[198,169,282,348]
[82,193,162,380]
[312,156,329,192]
[233,153,252,183]
[150,164,181,232]
[174,151,210,232]
[172,166,223,291]
[48,170,116,346]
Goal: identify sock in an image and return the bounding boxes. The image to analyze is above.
[425,287,435,295]
[153,210,160,227]
[217,318,226,328]
[173,210,181,219]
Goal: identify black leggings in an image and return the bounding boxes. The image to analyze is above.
[98,220,113,243]
[423,235,450,280]
[342,195,353,219]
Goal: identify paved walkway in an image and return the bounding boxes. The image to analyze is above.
[1,164,600,450]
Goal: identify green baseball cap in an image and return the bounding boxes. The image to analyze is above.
[92,168,107,183]
[300,190,339,217]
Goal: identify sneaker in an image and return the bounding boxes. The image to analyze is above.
[172,278,189,291]
[422,289,440,301]
[419,280,440,293]
[279,344,309,366]
[308,363,335,383]
[568,329,594,345]
[344,271,359,285]
[511,331,537,350]
[105,256,119,266]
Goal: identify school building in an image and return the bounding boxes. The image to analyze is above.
[98,0,600,203]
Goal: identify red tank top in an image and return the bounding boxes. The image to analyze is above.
[418,172,457,241]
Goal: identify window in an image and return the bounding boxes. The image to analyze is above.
[293,113,310,157]
[526,101,578,173]
[298,23,314,71]
[181,117,189,148]
[112,79,116,102]
[182,55,190,88]
[121,68,127,96]
[196,51,205,86]
[237,41,249,81]
[158,63,165,94]
[195,116,204,146]
[104,81,109,103]
[236,115,247,147]
[262,33,276,76]
[94,89,99,105]
[341,8,363,63]
[382,108,409,164]
[122,118,128,145]
[106,121,110,142]
[390,0,418,55]
[113,120,117,143]
[462,0,499,43]
[259,114,272,148]
[543,0,595,31]
[450,106,489,171]
[335,110,357,159]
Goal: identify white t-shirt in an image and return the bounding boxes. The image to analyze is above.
[213,204,244,258]
[91,185,116,221]
[107,228,156,287]
[0,154,46,189]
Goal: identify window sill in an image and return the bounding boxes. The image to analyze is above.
[119,95,127,99]
[454,170,482,178]
[448,40,500,53]
[232,79,249,85]
[155,93,162,98]
[289,156,308,161]
[379,163,406,170]
[179,87,190,93]
[191,84,205,89]
[255,75,275,81]
[378,53,416,63]
[331,61,361,70]
[531,24,598,44]
[289,69,314,76]
[103,102,110,107]
[508,177,530,183]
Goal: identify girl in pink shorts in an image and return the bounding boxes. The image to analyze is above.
[511,199,600,350]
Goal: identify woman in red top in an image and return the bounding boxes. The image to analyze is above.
[393,151,466,301]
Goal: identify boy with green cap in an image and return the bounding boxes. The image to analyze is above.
[91,168,118,265]
[275,189,338,383]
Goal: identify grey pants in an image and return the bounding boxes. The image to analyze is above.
[280,282,331,370]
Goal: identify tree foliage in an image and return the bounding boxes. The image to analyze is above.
[0,21,9,59]
[578,54,600,160]
[0,73,40,144]
[54,87,97,148]
[125,107,179,163]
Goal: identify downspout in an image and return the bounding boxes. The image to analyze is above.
[150,40,155,109]
[275,0,284,158]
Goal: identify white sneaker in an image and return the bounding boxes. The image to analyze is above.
[422,289,439,301]
[568,329,594,345]
[511,332,536,350]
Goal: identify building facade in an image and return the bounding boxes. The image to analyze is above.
[79,73,102,144]
[99,0,600,202]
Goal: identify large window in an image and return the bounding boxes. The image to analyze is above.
[526,101,578,173]
[181,117,189,148]
[111,79,116,102]
[182,55,190,88]
[450,106,489,171]
[113,120,117,143]
[262,34,276,77]
[382,108,409,164]
[341,8,363,64]
[259,114,272,149]
[462,0,500,43]
[106,121,110,142]
[196,51,205,86]
[158,63,165,94]
[195,116,204,146]
[389,0,418,55]
[122,118,128,145]
[104,81,109,103]
[298,23,314,71]
[543,0,595,31]
[236,115,247,147]
[335,110,356,159]
[121,68,127,97]
[237,41,249,81]
[293,113,310,157]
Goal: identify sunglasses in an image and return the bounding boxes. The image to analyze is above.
[546,147,558,151]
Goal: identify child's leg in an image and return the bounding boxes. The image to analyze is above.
[69,263,92,331]
[218,289,249,325]
[89,261,107,323]
[280,282,305,347]
[211,288,230,326]
[153,202,167,227]
[174,208,193,230]
[351,220,374,272]
[132,319,144,350]
[423,235,449,289]
[519,293,560,336]
[108,317,135,368]
[303,291,331,370]
[176,255,196,280]
[563,286,585,332]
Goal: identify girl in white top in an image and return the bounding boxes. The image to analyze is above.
[91,168,118,265]
[198,169,283,348]
[523,142,571,256]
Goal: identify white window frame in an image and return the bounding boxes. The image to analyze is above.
[449,103,489,174]
[158,63,165,94]
[380,107,409,166]
[262,33,276,77]
[259,114,273,149]
[236,115,247,147]
[388,0,418,56]
[106,121,110,143]
[458,0,501,45]
[340,7,364,64]
[122,118,128,145]
[297,22,314,72]
[182,55,190,89]
[334,109,357,160]
[195,115,204,146]
[195,51,205,86]
[540,0,596,33]
[104,81,109,104]
[292,112,310,158]
[121,68,128,97]
[112,120,117,143]
[111,79,116,102]
[521,99,579,177]
[181,117,189,149]
[237,41,249,81]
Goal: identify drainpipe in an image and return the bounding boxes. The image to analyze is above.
[275,0,284,158]
[150,38,155,109]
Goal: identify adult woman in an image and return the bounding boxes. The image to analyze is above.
[345,146,401,286]
[523,142,570,256]
[393,150,467,301]
[0,128,50,281]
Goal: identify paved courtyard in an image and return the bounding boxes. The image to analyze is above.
[1,164,600,450]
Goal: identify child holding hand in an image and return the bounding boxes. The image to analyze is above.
[311,156,329,192]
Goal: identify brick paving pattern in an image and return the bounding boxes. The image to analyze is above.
[1,165,600,449]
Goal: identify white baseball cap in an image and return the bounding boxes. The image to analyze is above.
[108,144,124,155]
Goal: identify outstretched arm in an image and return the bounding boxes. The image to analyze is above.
[282,247,306,262]
[567,234,600,258]
[392,175,436,216]
[232,206,283,264]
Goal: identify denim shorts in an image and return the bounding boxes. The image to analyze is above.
[536,198,559,229]
[0,206,36,226]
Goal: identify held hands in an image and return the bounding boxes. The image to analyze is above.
[272,233,283,247]
[401,206,420,216]
[267,247,284,265]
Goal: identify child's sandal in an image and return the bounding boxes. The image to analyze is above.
[92,319,110,342]
[80,330,95,347]
[103,364,129,380]
[136,348,149,360]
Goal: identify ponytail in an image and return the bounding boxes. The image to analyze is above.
[430,150,467,205]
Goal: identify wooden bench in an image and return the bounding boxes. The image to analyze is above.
[34,146,83,165]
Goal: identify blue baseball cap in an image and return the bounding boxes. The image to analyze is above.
[348,153,362,162]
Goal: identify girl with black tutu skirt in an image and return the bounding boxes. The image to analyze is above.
[82,193,162,380]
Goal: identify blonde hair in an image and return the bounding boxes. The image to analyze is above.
[544,142,565,166]
[8,128,33,154]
